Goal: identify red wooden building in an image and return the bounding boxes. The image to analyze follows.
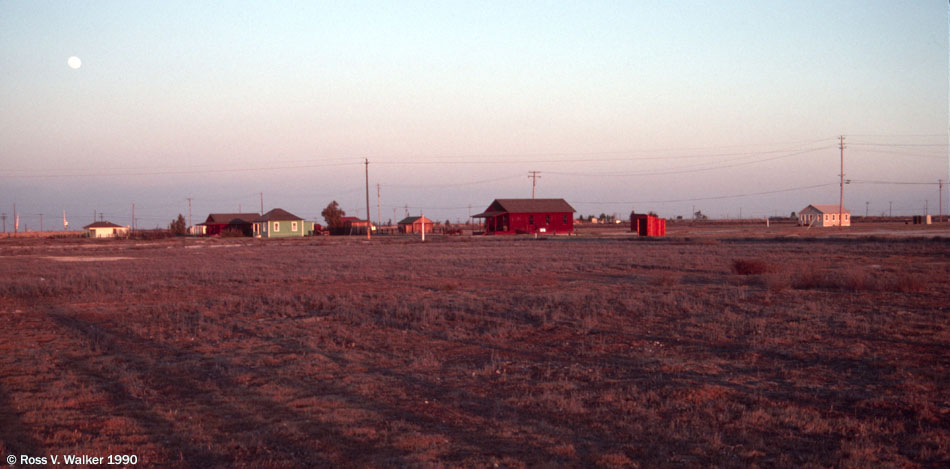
[199,213,258,236]
[631,213,666,236]
[473,199,575,235]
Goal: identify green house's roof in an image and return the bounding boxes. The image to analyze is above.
[254,208,303,222]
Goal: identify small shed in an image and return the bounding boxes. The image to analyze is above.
[631,214,666,236]
[84,221,129,238]
[199,213,258,236]
[472,199,575,235]
[397,215,434,234]
[799,204,851,227]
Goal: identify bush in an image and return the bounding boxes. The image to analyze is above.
[731,258,771,275]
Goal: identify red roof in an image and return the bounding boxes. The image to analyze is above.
[473,199,575,217]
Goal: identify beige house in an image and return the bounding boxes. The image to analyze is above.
[798,204,851,227]
[397,215,434,234]
[84,221,130,238]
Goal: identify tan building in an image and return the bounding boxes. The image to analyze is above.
[83,221,130,238]
[798,204,851,227]
[397,215,434,234]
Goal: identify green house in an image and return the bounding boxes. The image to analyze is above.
[253,208,311,238]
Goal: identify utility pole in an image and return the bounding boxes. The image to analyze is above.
[364,158,371,240]
[376,183,381,229]
[839,135,845,228]
[39,213,43,232]
[13,203,17,236]
[939,179,944,223]
[186,197,192,234]
[131,203,135,231]
[1,213,6,233]
[528,171,541,199]
[260,192,264,215]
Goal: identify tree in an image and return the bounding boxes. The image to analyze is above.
[693,210,707,220]
[321,201,346,229]
[169,214,187,235]
[790,211,797,218]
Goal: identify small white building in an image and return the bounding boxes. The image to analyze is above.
[83,221,130,238]
[798,204,851,227]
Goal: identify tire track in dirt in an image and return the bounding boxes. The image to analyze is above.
[43,306,398,467]
[217,321,582,465]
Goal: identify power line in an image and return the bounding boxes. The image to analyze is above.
[572,182,838,206]
[546,146,831,177]
[849,180,940,185]
[3,161,362,179]
[848,142,948,147]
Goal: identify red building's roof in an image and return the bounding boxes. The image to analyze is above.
[473,199,575,217]
[202,213,258,225]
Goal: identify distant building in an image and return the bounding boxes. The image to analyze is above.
[253,209,313,238]
[199,213,258,237]
[339,216,374,235]
[799,204,851,227]
[83,221,129,238]
[397,215,434,234]
[472,198,575,235]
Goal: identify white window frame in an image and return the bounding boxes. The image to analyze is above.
[291,221,298,232]
[273,222,279,232]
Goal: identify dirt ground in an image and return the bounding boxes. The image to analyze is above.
[0,227,948,467]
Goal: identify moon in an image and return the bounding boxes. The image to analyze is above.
[67,56,82,69]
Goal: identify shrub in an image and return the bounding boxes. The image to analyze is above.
[731,258,771,275]
[894,272,927,292]
[792,265,826,289]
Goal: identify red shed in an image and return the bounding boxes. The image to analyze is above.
[473,199,575,235]
[631,213,666,236]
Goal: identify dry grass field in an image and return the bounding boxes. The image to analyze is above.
[1,230,948,467]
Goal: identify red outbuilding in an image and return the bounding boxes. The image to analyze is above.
[473,199,575,235]
[199,213,258,236]
[631,213,666,236]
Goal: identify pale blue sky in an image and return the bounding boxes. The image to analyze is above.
[1,1,947,228]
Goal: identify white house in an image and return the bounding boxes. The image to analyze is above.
[798,204,851,227]
[83,221,130,238]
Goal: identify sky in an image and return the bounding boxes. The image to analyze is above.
[1,0,948,230]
